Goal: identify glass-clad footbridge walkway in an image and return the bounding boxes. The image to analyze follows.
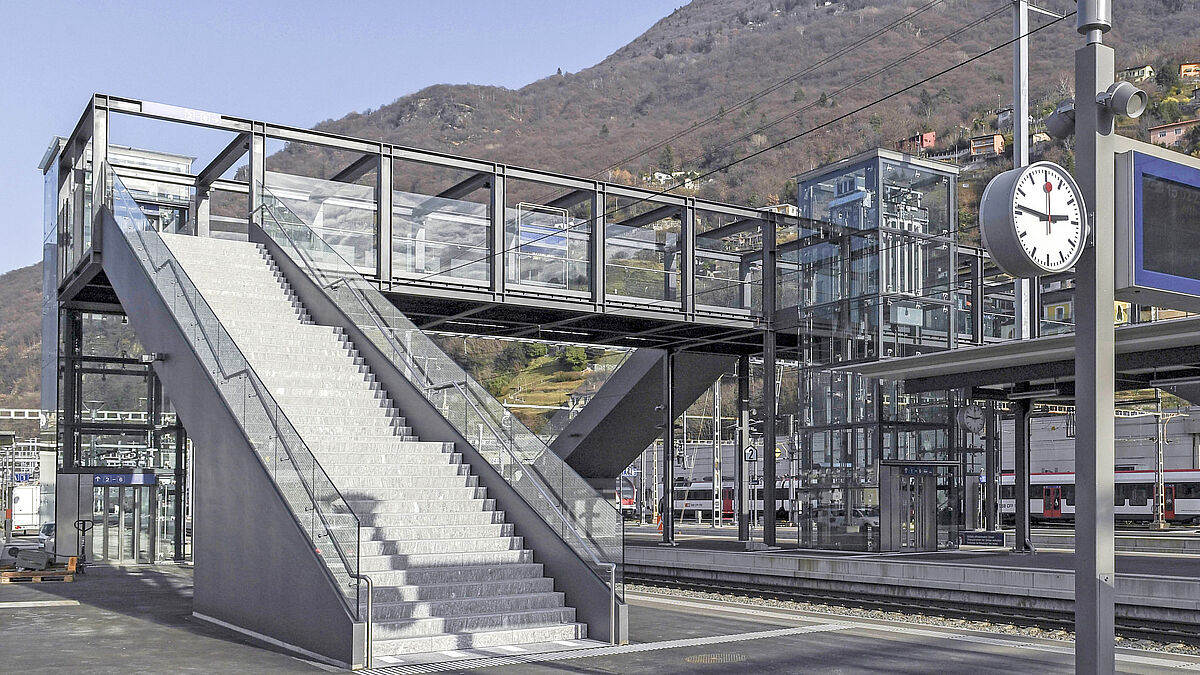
[54,95,794,355]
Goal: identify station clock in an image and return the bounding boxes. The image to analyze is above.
[979,161,1088,278]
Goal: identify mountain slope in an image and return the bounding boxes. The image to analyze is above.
[267,0,1200,205]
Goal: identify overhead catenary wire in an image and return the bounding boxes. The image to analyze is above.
[411,7,1077,314]
[670,4,1010,176]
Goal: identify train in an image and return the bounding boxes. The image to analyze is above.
[620,479,878,527]
[1000,469,1200,524]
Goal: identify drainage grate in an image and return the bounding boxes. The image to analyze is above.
[684,653,748,665]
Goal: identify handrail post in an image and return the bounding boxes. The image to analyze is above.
[349,572,373,668]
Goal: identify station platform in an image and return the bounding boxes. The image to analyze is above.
[3,563,1199,673]
[622,525,1200,635]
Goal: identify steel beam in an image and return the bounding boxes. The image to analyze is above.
[330,154,378,184]
[547,189,591,210]
[197,133,251,187]
[438,172,492,200]
[616,204,681,230]
[697,217,762,242]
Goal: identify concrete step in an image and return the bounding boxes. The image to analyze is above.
[371,622,584,657]
[345,487,488,508]
[371,591,564,621]
[363,562,543,587]
[370,576,552,603]
[355,510,508,530]
[318,459,465,475]
[360,549,534,572]
[371,606,576,640]
[354,501,497,524]
[360,536,523,557]
[327,475,477,490]
[359,523,514,543]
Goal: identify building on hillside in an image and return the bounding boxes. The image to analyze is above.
[1191,87,1200,105]
[1148,118,1200,147]
[1182,63,1200,80]
[893,131,936,155]
[970,134,1005,157]
[1118,64,1156,82]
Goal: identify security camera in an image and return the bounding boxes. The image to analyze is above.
[1044,99,1076,139]
[1097,81,1147,119]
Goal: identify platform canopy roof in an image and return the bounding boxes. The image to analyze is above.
[838,316,1200,401]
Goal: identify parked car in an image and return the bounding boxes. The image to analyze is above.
[38,522,55,554]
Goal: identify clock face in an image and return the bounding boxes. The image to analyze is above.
[979,161,1089,279]
[957,404,985,434]
[1010,165,1085,273]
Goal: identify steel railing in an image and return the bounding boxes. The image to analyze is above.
[103,163,363,618]
[257,185,624,637]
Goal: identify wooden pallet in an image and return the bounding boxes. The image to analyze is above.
[0,556,77,584]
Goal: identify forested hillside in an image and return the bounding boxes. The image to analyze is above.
[266,0,1200,206]
[0,263,41,410]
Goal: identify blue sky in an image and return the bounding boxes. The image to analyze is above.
[0,1,680,274]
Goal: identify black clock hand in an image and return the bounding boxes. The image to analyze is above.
[1048,214,1071,222]
[1015,204,1050,220]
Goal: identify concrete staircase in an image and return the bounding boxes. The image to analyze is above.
[161,233,585,657]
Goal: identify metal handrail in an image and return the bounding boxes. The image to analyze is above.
[348,572,374,666]
[105,164,363,616]
[258,192,622,635]
[262,203,617,560]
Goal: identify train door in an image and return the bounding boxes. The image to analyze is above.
[1161,484,1176,520]
[722,487,734,522]
[1043,486,1063,519]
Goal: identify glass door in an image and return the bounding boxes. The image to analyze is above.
[90,485,158,564]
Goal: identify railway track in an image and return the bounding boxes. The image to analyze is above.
[624,572,1200,647]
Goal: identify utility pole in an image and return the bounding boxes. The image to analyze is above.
[1074,1,1117,671]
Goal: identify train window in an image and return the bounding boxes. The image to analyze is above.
[1115,483,1131,505]
[1176,483,1200,499]
[1062,484,1075,505]
[1129,485,1150,506]
[1000,485,1014,500]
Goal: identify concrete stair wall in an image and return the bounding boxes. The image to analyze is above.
[161,233,585,657]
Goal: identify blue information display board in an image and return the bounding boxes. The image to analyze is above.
[1117,142,1200,310]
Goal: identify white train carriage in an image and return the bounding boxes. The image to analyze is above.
[999,469,1200,524]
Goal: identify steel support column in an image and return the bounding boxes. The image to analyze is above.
[590,187,606,307]
[660,350,676,546]
[1013,398,1035,553]
[711,376,722,526]
[680,199,695,315]
[984,399,998,530]
[1074,6,1117,669]
[490,170,506,296]
[761,213,778,547]
[90,102,108,255]
[737,354,751,543]
[377,153,393,284]
[248,130,266,227]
